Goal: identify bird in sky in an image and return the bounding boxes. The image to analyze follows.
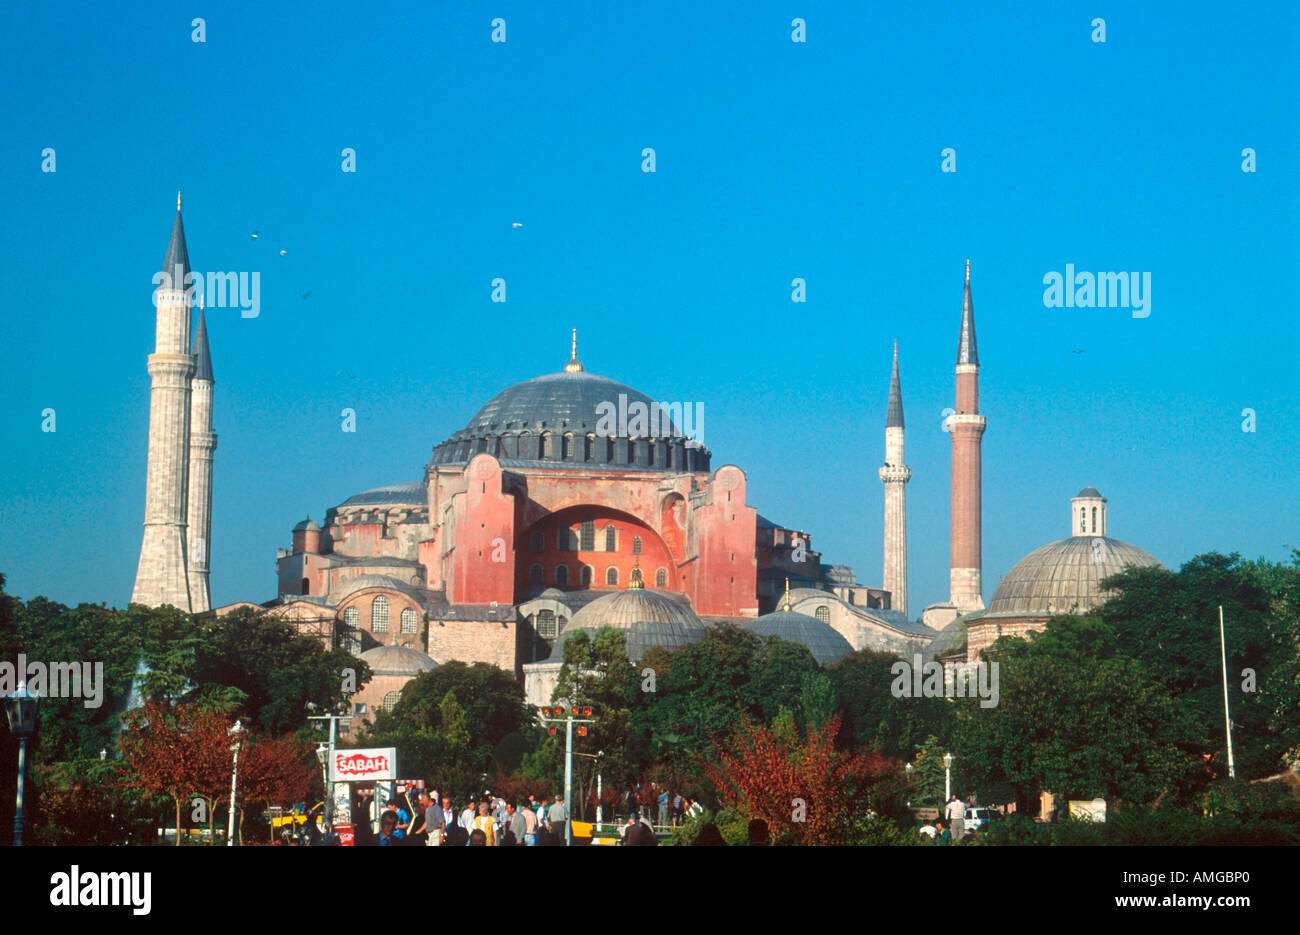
[512,222,523,228]
[279,249,288,256]
[250,230,259,240]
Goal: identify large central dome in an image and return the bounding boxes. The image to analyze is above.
[430,365,711,472]
[467,371,660,436]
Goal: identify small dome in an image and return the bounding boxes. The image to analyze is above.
[293,517,321,532]
[569,587,703,631]
[335,574,416,602]
[359,644,437,678]
[986,537,1162,619]
[549,588,706,662]
[744,610,853,666]
[1075,486,1103,499]
[339,482,426,507]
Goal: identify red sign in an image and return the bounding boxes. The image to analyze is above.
[329,746,397,782]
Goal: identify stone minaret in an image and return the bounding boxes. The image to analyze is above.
[186,296,216,611]
[878,341,910,615]
[949,260,986,614]
[131,194,195,611]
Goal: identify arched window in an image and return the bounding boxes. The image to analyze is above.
[555,564,570,586]
[632,536,643,555]
[604,525,616,551]
[529,563,544,585]
[580,565,594,587]
[400,608,418,634]
[655,567,668,588]
[815,605,830,623]
[382,691,402,713]
[541,432,553,458]
[563,434,574,459]
[606,566,619,586]
[343,606,361,653]
[301,577,310,594]
[585,434,595,460]
[1080,507,1087,531]
[580,517,595,551]
[531,532,545,553]
[537,609,557,639]
[1091,506,1098,533]
[371,596,389,633]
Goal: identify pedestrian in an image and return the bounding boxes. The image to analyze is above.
[469,828,487,846]
[671,791,684,826]
[385,797,410,840]
[505,801,528,846]
[945,795,966,843]
[473,801,498,846]
[521,796,539,846]
[548,794,568,844]
[406,791,431,845]
[657,789,668,828]
[692,822,725,846]
[460,799,477,835]
[377,812,400,846]
[937,820,951,846]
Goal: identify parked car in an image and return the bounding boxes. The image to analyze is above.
[965,807,1000,833]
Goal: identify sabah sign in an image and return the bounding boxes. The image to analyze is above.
[330,747,397,782]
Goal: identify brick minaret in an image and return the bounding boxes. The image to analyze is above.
[878,341,910,615]
[186,296,217,611]
[131,194,195,610]
[949,259,986,614]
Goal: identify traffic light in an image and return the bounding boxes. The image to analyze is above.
[577,726,587,737]
[582,706,593,717]
[548,726,556,735]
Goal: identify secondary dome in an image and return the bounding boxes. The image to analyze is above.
[985,488,1163,620]
[744,609,854,666]
[549,586,706,662]
[429,345,711,472]
[360,644,437,678]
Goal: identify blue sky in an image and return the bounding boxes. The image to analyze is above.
[1,1,1296,613]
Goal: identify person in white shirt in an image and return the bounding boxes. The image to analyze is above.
[944,795,966,841]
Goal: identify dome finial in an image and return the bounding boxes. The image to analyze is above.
[564,327,584,372]
[782,577,792,612]
[629,558,644,589]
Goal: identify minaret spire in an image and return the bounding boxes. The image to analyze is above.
[564,327,584,372]
[133,198,197,610]
[879,341,911,615]
[949,260,987,614]
[187,292,218,611]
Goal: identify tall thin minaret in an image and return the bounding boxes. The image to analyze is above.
[949,259,986,614]
[878,341,910,615]
[131,193,195,611]
[186,295,216,611]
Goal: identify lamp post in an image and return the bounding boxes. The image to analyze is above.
[904,762,913,809]
[943,753,954,803]
[3,683,39,847]
[226,720,247,846]
[541,704,595,846]
[308,709,351,829]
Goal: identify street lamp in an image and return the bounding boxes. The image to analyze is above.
[3,683,39,847]
[227,720,248,846]
[943,753,954,803]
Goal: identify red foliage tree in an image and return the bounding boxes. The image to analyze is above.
[703,712,897,845]
[237,734,318,845]
[119,700,235,845]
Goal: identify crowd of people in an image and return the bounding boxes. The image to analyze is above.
[367,790,574,846]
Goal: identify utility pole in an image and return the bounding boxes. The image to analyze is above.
[309,712,352,827]
[541,705,595,846]
[1218,606,1236,779]
[227,720,247,846]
